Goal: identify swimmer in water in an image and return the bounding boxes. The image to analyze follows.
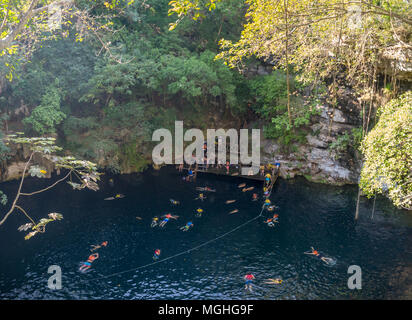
[244,274,255,291]
[252,193,259,201]
[304,247,334,264]
[195,193,206,201]
[229,209,239,214]
[180,221,194,231]
[242,187,254,192]
[90,241,108,252]
[159,213,179,227]
[264,278,283,284]
[264,218,275,227]
[196,186,216,192]
[170,199,180,205]
[238,183,246,188]
[267,205,275,212]
[263,199,271,208]
[195,208,203,217]
[79,253,99,272]
[151,216,159,227]
[226,200,236,204]
[153,249,161,260]
[104,194,125,200]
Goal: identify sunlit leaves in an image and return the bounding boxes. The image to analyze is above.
[28,165,48,178]
[360,92,412,210]
[0,191,7,206]
[18,212,64,240]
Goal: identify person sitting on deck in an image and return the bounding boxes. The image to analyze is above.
[79,253,99,272]
[259,165,265,176]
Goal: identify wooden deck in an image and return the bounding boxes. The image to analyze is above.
[179,163,280,186]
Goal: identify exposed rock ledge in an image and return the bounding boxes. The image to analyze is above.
[261,103,361,185]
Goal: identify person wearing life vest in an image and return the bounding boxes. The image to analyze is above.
[244,274,255,291]
[159,213,179,227]
[265,173,271,186]
[153,249,161,260]
[264,218,275,227]
[151,216,159,227]
[196,208,203,217]
[180,221,194,232]
[304,247,334,264]
[79,253,99,272]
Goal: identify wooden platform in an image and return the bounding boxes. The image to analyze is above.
[180,164,280,186]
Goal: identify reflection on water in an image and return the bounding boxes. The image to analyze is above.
[0,167,411,299]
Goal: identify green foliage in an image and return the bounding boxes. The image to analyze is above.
[329,127,363,159]
[360,92,412,210]
[0,190,7,206]
[23,87,66,135]
[250,72,319,146]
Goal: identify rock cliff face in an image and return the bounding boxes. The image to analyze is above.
[0,143,56,182]
[261,89,362,185]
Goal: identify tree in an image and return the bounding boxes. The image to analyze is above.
[0,0,137,79]
[360,92,412,210]
[0,134,100,239]
[23,86,66,134]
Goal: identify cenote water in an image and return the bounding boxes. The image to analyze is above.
[0,166,411,299]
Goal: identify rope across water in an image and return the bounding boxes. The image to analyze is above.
[84,172,277,284]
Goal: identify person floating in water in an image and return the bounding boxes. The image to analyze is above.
[264,278,282,285]
[170,199,180,205]
[159,213,179,227]
[226,200,236,204]
[238,183,246,188]
[267,205,276,212]
[79,253,99,272]
[153,249,161,260]
[90,241,108,252]
[244,274,255,292]
[264,218,275,227]
[265,174,271,187]
[304,247,334,265]
[229,209,239,214]
[180,221,194,231]
[196,208,203,217]
[195,193,206,201]
[104,194,125,200]
[151,216,159,227]
[196,186,216,192]
[242,187,254,192]
[252,193,259,201]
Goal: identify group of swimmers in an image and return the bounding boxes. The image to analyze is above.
[88,166,334,292]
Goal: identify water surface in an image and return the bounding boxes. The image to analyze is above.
[0,167,410,299]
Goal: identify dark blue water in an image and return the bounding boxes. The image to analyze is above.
[0,167,411,299]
